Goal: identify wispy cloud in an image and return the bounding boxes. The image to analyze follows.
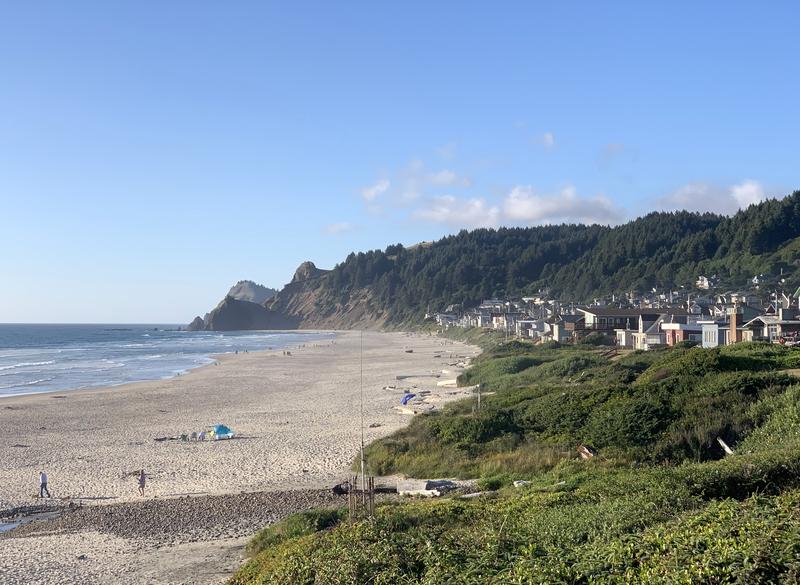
[538,132,556,149]
[412,185,625,228]
[427,169,472,187]
[413,195,500,228]
[657,180,769,215]
[361,179,390,202]
[362,159,472,206]
[324,222,355,235]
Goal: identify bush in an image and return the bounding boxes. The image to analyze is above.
[578,331,615,346]
[475,475,504,491]
[246,508,346,557]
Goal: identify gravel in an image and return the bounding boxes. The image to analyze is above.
[1,489,356,545]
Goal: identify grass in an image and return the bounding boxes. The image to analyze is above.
[231,339,800,584]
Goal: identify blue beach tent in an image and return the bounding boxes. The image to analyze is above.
[213,424,234,439]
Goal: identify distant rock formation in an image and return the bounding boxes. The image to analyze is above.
[187,260,386,331]
[188,296,299,331]
[226,280,277,304]
[291,261,328,283]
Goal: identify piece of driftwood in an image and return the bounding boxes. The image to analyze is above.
[717,437,735,455]
[577,444,598,459]
[459,491,488,499]
[397,479,457,497]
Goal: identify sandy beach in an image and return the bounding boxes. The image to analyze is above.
[0,331,479,584]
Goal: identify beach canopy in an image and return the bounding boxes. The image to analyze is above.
[400,393,416,405]
[213,424,234,438]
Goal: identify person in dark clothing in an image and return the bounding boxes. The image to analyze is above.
[39,470,51,498]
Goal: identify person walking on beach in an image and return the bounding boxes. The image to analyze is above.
[138,469,146,496]
[39,470,51,498]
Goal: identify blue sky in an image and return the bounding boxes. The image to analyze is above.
[1,2,798,323]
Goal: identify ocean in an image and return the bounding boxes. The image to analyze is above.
[0,324,332,397]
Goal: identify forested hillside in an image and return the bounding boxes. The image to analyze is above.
[298,191,800,325]
[191,191,800,330]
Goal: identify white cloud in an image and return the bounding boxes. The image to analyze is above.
[412,185,625,228]
[361,179,390,202]
[324,222,355,235]
[658,180,768,215]
[428,169,457,185]
[503,185,624,225]
[731,180,766,208]
[427,169,472,187]
[413,195,500,228]
[539,132,555,149]
[362,159,472,206]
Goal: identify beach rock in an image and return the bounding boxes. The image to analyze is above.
[186,317,205,332]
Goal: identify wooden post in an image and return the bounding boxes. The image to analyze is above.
[369,476,375,517]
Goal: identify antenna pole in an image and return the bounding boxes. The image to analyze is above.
[360,330,366,495]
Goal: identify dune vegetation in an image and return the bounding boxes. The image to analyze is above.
[231,335,800,584]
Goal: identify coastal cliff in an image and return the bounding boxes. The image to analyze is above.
[187,296,299,331]
[189,261,387,331]
[226,280,278,304]
[188,191,800,331]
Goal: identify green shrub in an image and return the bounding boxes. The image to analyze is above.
[246,508,346,557]
[578,331,615,346]
[475,475,504,491]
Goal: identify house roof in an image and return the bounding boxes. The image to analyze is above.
[577,307,690,317]
[556,314,585,324]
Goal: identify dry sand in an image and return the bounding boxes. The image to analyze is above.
[0,331,479,584]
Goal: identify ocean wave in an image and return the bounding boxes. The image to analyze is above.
[0,360,56,372]
[0,377,56,390]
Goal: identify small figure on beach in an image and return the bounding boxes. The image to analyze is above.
[138,469,146,496]
[39,470,51,498]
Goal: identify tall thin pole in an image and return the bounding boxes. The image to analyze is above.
[359,330,366,496]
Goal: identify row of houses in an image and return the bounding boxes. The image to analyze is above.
[430,290,800,351]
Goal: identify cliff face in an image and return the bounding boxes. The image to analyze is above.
[188,261,385,331]
[226,280,278,304]
[188,296,299,331]
[291,261,328,283]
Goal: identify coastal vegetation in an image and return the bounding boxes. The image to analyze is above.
[231,337,800,584]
